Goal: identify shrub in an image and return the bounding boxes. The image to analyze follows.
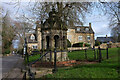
[95,40,100,46]
[67,39,71,47]
[33,49,40,51]
[72,42,83,47]
[4,49,10,54]
[31,49,41,54]
[84,43,90,47]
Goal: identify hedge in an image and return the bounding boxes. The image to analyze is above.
[84,43,90,47]
[72,42,83,47]
[67,39,71,47]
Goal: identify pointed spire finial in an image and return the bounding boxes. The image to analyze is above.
[52,5,55,11]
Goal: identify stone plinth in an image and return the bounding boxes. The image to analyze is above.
[42,51,68,62]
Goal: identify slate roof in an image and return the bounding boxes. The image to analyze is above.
[26,33,38,43]
[75,26,94,34]
[96,37,115,43]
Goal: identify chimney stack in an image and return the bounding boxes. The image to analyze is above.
[106,35,107,38]
[89,23,91,28]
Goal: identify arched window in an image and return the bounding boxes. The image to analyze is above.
[54,35,59,48]
[30,34,35,40]
[46,36,49,49]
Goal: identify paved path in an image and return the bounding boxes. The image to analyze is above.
[30,68,53,78]
[2,54,24,79]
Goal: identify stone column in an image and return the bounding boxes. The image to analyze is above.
[49,36,54,62]
[41,33,43,50]
[49,36,54,50]
[64,35,67,50]
[62,36,65,49]
[42,35,46,49]
[59,36,63,50]
[41,34,46,61]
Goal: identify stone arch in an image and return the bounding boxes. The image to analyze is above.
[54,35,59,48]
[46,36,50,49]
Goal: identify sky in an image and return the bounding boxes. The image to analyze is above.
[1,1,116,48]
[1,0,119,2]
[85,11,111,39]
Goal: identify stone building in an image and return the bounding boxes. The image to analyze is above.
[96,35,115,43]
[40,8,68,61]
[27,8,68,62]
[67,23,95,47]
[26,25,41,52]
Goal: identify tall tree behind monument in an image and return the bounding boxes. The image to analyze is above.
[30,2,92,27]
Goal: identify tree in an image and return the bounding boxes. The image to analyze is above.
[111,24,120,42]
[95,40,100,46]
[2,11,15,55]
[13,19,33,49]
[0,6,2,54]
[30,2,92,27]
[99,1,120,42]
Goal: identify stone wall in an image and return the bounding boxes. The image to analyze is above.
[67,29,95,48]
[100,43,108,49]
[99,43,120,48]
[108,43,120,48]
[68,47,89,51]
[67,29,76,44]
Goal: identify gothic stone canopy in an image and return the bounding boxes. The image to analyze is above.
[40,8,68,62]
[41,8,67,31]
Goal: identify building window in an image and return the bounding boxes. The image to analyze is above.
[77,28,80,31]
[87,36,90,40]
[30,34,35,40]
[85,28,89,31]
[32,45,37,49]
[78,36,82,40]
[67,29,70,32]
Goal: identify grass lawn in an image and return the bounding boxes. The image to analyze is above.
[43,47,120,78]
[68,48,118,61]
[25,54,41,64]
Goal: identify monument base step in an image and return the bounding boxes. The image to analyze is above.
[31,60,77,68]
